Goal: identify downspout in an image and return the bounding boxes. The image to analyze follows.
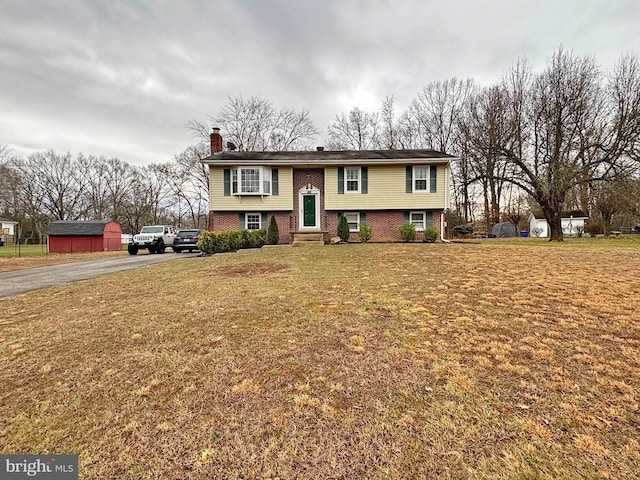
[440,161,451,243]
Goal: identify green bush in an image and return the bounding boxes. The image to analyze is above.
[240,230,251,248]
[267,215,280,245]
[228,231,244,251]
[338,215,350,242]
[399,223,417,242]
[250,229,266,248]
[358,223,372,243]
[423,227,438,243]
[197,229,266,254]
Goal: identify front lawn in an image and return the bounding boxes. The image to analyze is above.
[1,243,638,478]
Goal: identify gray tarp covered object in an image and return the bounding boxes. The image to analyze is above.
[490,221,516,238]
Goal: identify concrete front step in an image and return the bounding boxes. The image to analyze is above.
[292,240,325,246]
[292,232,325,246]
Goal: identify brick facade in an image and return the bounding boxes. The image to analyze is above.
[324,210,442,242]
[208,211,293,244]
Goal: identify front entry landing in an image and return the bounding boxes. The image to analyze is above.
[294,186,324,245]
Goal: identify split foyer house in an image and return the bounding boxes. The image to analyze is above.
[201,128,454,244]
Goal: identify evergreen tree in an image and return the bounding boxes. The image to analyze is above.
[267,215,279,244]
[338,215,350,242]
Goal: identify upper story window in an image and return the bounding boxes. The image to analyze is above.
[232,167,271,195]
[413,167,428,192]
[337,166,367,194]
[406,165,437,193]
[345,167,360,193]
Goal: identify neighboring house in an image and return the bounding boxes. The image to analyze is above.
[0,217,18,245]
[47,220,123,253]
[528,211,588,237]
[201,128,454,244]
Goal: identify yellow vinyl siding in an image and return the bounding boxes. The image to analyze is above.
[209,167,294,211]
[325,165,448,210]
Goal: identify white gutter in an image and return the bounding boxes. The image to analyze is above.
[440,162,451,243]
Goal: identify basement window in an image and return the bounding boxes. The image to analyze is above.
[245,213,262,230]
[344,212,360,232]
[410,211,426,231]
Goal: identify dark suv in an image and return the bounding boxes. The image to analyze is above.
[173,229,203,253]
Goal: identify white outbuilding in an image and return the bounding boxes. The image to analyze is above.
[528,211,588,237]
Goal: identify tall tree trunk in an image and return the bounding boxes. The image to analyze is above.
[547,210,564,241]
[482,180,491,233]
[601,213,613,236]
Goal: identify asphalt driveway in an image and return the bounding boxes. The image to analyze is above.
[0,252,200,298]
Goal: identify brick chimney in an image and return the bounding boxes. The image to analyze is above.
[210,127,223,154]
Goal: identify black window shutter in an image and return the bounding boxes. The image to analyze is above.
[224,169,231,196]
[406,166,412,193]
[272,169,279,195]
[426,211,433,229]
[261,213,268,229]
[403,211,410,223]
[430,165,437,193]
[361,167,368,194]
[338,167,344,194]
[360,212,367,224]
[238,213,245,229]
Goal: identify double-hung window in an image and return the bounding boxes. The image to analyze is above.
[410,211,426,231]
[413,167,428,192]
[232,167,271,195]
[245,213,262,230]
[345,167,360,193]
[406,165,437,193]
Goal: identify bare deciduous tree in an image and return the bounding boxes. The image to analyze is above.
[327,106,381,150]
[592,174,640,235]
[17,151,89,221]
[379,96,397,149]
[496,49,640,241]
[189,95,317,151]
[171,142,210,228]
[406,78,475,152]
[459,85,517,231]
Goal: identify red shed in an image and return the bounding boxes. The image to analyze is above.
[47,220,123,253]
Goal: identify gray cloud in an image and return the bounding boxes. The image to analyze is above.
[1,0,639,164]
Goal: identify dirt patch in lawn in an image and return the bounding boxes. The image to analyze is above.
[0,243,639,479]
[214,261,290,277]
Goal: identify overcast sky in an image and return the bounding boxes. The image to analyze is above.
[1,0,639,165]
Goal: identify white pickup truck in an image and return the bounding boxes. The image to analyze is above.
[127,225,177,255]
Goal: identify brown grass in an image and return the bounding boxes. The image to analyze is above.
[1,243,639,479]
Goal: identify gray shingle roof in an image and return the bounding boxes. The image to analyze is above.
[202,149,455,166]
[47,220,110,236]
